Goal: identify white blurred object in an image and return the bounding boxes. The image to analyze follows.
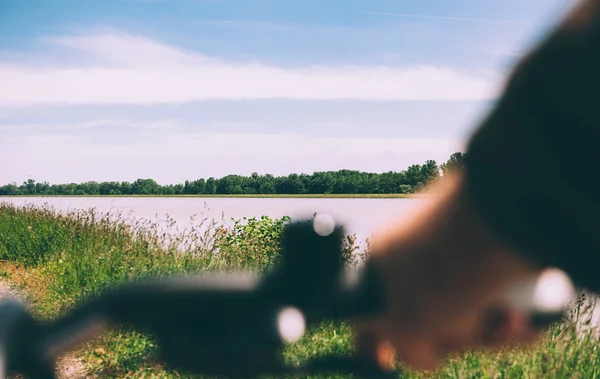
[277,307,306,343]
[532,268,576,313]
[506,268,575,313]
[313,214,336,237]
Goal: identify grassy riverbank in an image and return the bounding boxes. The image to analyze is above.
[1,202,599,378]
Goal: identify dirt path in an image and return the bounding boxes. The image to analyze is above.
[0,281,88,378]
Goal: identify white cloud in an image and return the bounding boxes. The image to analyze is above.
[77,118,181,131]
[0,118,182,134]
[489,48,524,57]
[362,12,540,25]
[166,132,462,158]
[45,34,213,68]
[20,134,82,145]
[0,33,503,107]
[77,118,139,129]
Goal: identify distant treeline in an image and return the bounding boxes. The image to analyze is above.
[1,153,465,196]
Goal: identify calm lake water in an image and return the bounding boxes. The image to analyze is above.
[0,196,428,245]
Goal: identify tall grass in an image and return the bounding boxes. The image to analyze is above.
[1,201,599,378]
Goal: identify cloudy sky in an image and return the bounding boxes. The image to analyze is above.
[0,0,576,184]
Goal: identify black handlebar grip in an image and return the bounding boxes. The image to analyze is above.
[260,215,346,315]
[262,215,388,323]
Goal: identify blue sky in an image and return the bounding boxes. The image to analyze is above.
[0,0,576,184]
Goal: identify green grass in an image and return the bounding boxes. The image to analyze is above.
[1,201,599,378]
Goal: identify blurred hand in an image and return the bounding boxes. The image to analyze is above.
[351,173,544,371]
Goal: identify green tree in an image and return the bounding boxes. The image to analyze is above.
[258,181,276,194]
[0,183,20,195]
[307,172,334,194]
[441,152,467,175]
[205,178,216,194]
[276,174,306,194]
[131,179,161,195]
[0,154,464,196]
[216,175,246,194]
[420,160,440,185]
[24,179,36,195]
